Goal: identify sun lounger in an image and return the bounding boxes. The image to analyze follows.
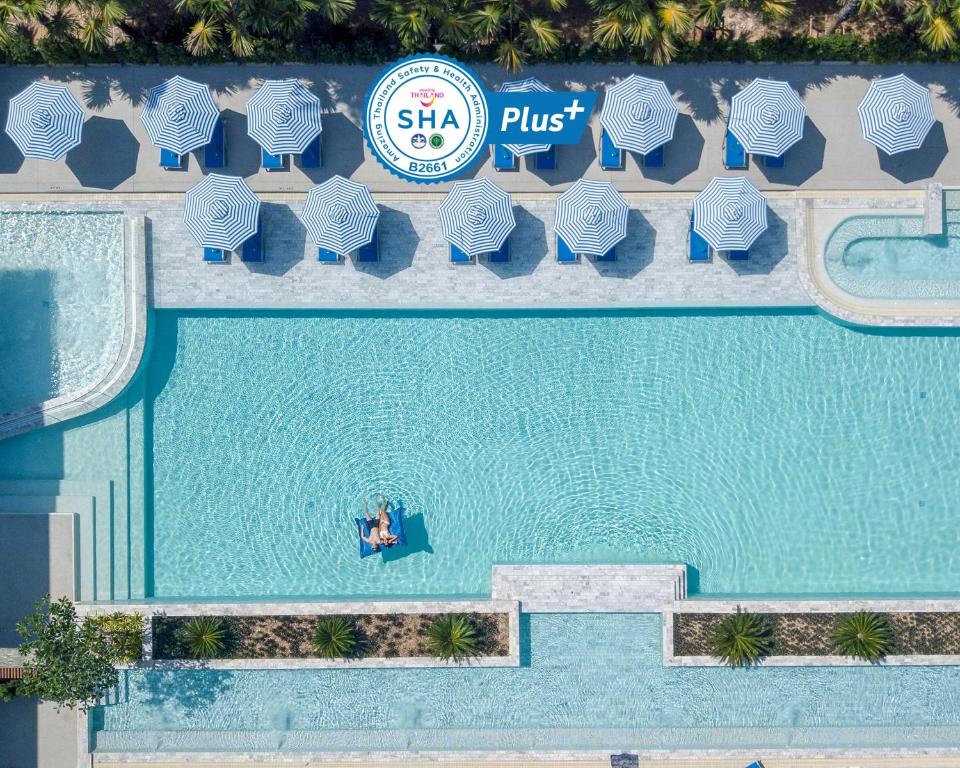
[595,245,616,261]
[763,153,785,168]
[262,149,286,171]
[723,129,747,170]
[689,214,711,262]
[642,145,664,167]
[450,244,472,263]
[318,248,340,263]
[557,236,578,263]
[535,145,557,170]
[203,247,225,262]
[300,134,321,168]
[488,239,510,263]
[493,145,518,171]
[728,249,749,260]
[357,227,379,262]
[600,128,624,170]
[241,226,262,263]
[160,148,182,169]
[744,762,764,768]
[356,502,407,559]
[204,117,225,168]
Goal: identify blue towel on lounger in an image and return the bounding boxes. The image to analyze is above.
[356,502,407,558]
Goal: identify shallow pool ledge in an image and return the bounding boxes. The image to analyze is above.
[800,193,960,328]
[0,215,148,440]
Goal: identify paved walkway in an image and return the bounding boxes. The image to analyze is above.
[1,63,958,195]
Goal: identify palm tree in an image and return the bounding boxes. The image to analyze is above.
[590,0,691,64]
[738,0,793,20]
[468,0,562,71]
[906,0,958,49]
[371,0,472,50]
[0,0,44,45]
[693,0,728,37]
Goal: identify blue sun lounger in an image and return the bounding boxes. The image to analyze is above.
[160,148,182,169]
[241,222,262,263]
[600,129,623,170]
[203,247,226,263]
[300,134,322,168]
[595,245,616,262]
[763,153,785,168]
[689,214,710,262]
[744,762,764,768]
[451,244,472,264]
[557,236,578,263]
[319,248,341,263]
[535,145,557,170]
[642,145,664,167]
[724,129,747,170]
[262,148,286,171]
[728,249,749,260]
[488,239,510,263]
[493,145,518,171]
[356,503,407,558]
[204,117,225,168]
[357,226,379,262]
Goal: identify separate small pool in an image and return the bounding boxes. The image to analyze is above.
[0,211,124,415]
[91,613,960,753]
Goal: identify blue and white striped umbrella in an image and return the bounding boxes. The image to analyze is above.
[5,82,84,161]
[499,77,552,157]
[140,76,219,156]
[183,174,261,251]
[247,79,323,156]
[693,176,767,252]
[600,75,678,155]
[439,178,515,256]
[555,179,629,256]
[729,78,805,157]
[858,73,935,155]
[300,175,379,254]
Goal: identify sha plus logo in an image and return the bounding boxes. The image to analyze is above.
[364,55,489,183]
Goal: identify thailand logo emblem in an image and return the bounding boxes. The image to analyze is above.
[364,54,489,183]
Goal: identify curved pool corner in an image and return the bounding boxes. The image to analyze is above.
[0,215,149,440]
[800,192,960,328]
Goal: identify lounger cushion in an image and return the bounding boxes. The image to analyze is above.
[355,503,407,558]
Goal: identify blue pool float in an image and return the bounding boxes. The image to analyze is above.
[355,502,407,558]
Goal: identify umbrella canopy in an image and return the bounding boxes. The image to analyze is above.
[300,176,379,254]
[555,180,629,256]
[140,76,219,156]
[600,75,678,155]
[5,82,84,161]
[499,77,552,157]
[247,79,323,156]
[693,176,768,252]
[728,78,805,157]
[438,178,515,256]
[858,73,935,155]
[183,174,261,251]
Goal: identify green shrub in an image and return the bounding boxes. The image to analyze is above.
[179,616,229,659]
[710,607,773,667]
[86,613,144,664]
[425,614,480,661]
[831,612,893,661]
[311,617,358,659]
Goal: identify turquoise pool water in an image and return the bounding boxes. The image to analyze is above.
[0,211,124,415]
[147,310,960,599]
[91,613,960,752]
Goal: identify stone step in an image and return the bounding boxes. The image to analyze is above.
[491,564,687,612]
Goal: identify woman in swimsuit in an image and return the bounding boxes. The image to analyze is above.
[361,496,397,549]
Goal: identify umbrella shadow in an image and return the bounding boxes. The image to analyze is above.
[637,114,703,184]
[482,205,547,279]
[300,112,365,182]
[380,512,433,563]
[530,130,595,184]
[219,108,262,179]
[724,207,788,275]
[65,116,138,189]
[877,121,948,183]
[352,207,418,279]
[589,209,655,279]
[0,101,24,174]
[758,117,825,186]
[242,202,305,276]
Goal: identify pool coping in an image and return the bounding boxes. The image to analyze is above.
[0,214,148,440]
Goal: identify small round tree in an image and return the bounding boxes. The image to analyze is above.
[425,614,480,661]
[710,607,773,667]
[831,612,893,661]
[311,617,358,659]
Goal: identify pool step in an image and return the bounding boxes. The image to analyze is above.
[491,564,687,613]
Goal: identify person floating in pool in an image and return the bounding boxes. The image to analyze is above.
[360,494,398,551]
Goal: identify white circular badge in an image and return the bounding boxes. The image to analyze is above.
[364,55,489,183]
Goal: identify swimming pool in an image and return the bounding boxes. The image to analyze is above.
[0,211,125,415]
[91,613,960,753]
[145,309,960,599]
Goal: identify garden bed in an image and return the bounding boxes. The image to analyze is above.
[152,612,510,661]
[674,611,960,657]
